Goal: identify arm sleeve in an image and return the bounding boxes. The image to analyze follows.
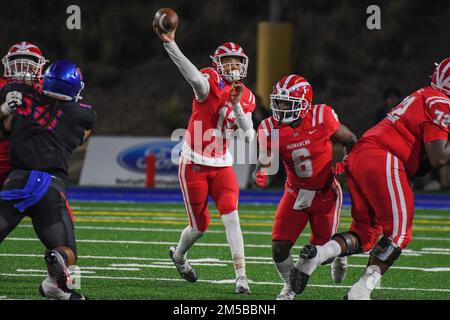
[163,41,210,102]
[257,121,272,165]
[232,102,253,131]
[77,103,97,130]
[231,88,256,141]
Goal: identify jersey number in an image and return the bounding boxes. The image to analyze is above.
[433,110,450,129]
[292,148,313,177]
[387,96,416,123]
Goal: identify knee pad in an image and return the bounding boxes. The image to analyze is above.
[272,240,293,263]
[370,237,402,267]
[217,193,238,215]
[54,246,77,266]
[332,232,363,257]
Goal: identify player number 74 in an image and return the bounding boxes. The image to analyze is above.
[387,96,415,123]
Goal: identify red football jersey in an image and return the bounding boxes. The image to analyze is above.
[258,104,341,190]
[359,86,450,175]
[182,67,256,166]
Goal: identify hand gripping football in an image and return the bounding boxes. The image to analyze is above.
[153,8,179,33]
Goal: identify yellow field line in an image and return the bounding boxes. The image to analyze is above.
[72,218,450,232]
[73,211,274,219]
[72,211,450,225]
[74,218,275,227]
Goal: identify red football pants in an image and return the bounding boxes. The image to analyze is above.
[272,179,343,245]
[178,156,239,232]
[346,143,414,252]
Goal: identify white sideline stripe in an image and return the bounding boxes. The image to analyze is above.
[347,265,450,272]
[111,264,175,269]
[16,224,450,240]
[5,238,450,256]
[1,273,450,293]
[78,267,141,271]
[110,261,450,272]
[1,246,449,264]
[0,253,174,261]
[4,237,272,248]
[111,263,228,268]
[16,269,97,274]
[423,247,450,252]
[415,237,450,241]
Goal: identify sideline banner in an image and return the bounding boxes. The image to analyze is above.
[79,136,253,188]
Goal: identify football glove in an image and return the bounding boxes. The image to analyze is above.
[333,155,348,175]
[1,91,22,116]
[254,168,268,188]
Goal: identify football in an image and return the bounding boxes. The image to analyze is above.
[154,8,179,33]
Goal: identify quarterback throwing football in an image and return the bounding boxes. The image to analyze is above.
[154,19,256,293]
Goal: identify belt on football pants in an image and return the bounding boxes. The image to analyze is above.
[0,169,65,212]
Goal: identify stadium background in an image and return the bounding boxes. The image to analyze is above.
[0,0,449,301]
[1,0,449,189]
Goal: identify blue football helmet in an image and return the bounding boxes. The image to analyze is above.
[42,60,84,101]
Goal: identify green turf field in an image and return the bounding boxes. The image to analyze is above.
[0,201,449,300]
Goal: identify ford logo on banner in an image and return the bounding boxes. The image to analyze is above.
[117,141,179,174]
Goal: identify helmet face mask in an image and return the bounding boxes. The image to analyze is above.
[211,42,248,83]
[270,75,313,124]
[216,55,248,83]
[2,42,47,82]
[270,94,309,124]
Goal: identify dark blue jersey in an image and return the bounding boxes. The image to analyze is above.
[0,82,96,180]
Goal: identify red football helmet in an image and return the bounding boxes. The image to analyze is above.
[210,42,248,83]
[270,75,313,123]
[431,57,450,96]
[2,41,48,81]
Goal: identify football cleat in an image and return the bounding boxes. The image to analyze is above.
[276,286,296,300]
[331,256,347,283]
[289,268,310,295]
[44,250,72,291]
[235,276,251,294]
[169,246,197,282]
[290,244,320,294]
[39,277,87,300]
